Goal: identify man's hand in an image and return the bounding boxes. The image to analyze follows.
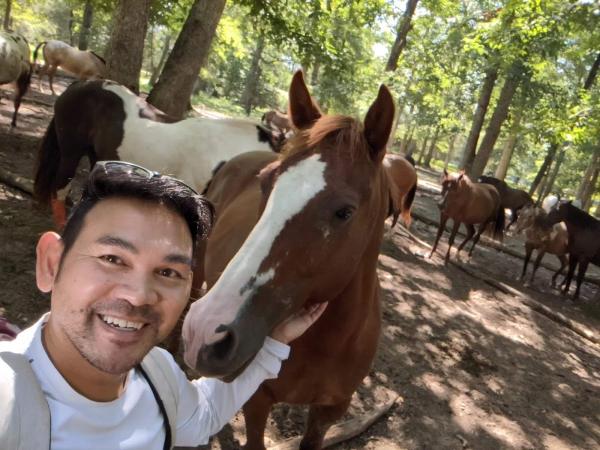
[270,302,328,344]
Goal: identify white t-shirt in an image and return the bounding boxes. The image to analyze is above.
[1,314,289,449]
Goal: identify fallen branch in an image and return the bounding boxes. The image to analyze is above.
[0,167,33,195]
[268,394,399,450]
[396,227,599,345]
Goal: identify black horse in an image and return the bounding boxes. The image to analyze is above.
[478,175,533,229]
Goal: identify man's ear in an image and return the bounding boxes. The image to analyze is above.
[36,232,64,293]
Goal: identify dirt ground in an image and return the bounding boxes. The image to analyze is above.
[0,79,599,450]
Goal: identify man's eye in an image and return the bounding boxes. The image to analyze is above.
[158,268,183,279]
[99,255,123,265]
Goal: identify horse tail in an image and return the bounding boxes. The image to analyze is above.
[32,41,46,67]
[492,202,505,242]
[34,118,60,207]
[400,180,417,227]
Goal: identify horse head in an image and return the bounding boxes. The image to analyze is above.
[439,169,469,210]
[181,71,394,380]
[546,200,571,226]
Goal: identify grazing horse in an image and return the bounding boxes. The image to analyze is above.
[0,30,33,127]
[514,205,568,286]
[383,152,417,227]
[33,40,106,94]
[33,79,284,227]
[546,200,600,299]
[478,175,533,229]
[430,170,504,264]
[262,108,292,133]
[182,71,395,450]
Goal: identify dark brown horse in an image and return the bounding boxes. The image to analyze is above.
[430,170,504,264]
[182,71,395,449]
[546,200,600,299]
[514,205,568,286]
[478,175,533,229]
[384,152,417,227]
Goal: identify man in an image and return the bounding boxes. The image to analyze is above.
[0,161,326,449]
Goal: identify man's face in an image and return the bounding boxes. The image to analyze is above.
[39,197,193,374]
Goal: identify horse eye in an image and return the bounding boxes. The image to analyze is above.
[335,207,354,221]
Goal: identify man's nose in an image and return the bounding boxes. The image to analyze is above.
[115,272,159,306]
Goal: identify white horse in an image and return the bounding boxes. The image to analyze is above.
[33,40,105,94]
[0,30,33,127]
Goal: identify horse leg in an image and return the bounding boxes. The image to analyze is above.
[38,64,48,92]
[529,249,546,284]
[552,254,567,288]
[48,66,57,95]
[444,221,461,265]
[468,221,489,257]
[506,209,518,230]
[573,259,589,301]
[300,397,352,450]
[11,71,30,127]
[455,224,475,257]
[563,254,578,295]
[519,243,534,281]
[242,388,274,450]
[429,214,448,258]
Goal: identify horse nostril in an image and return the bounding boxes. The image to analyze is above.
[210,324,239,361]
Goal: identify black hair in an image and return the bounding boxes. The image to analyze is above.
[60,170,214,266]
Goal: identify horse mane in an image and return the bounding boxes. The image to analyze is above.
[281,115,368,161]
[564,202,599,228]
[89,51,106,65]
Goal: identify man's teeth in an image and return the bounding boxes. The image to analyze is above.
[100,315,144,330]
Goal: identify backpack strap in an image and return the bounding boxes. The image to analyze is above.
[139,348,179,448]
[0,351,51,450]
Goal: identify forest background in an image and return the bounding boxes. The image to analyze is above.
[3,0,600,214]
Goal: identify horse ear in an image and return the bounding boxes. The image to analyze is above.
[443,168,449,177]
[364,85,395,162]
[288,70,321,130]
[457,173,464,181]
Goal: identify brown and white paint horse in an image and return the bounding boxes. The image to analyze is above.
[262,108,292,134]
[33,80,284,227]
[182,71,395,450]
[33,40,106,95]
[0,30,33,127]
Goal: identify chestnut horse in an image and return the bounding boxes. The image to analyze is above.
[430,170,504,264]
[33,40,106,94]
[0,30,33,127]
[384,152,417,227]
[182,71,395,449]
[546,200,600,299]
[514,205,568,286]
[33,79,283,226]
[478,175,533,229]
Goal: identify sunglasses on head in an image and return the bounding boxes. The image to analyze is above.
[90,160,199,195]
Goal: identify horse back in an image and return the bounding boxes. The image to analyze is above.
[448,183,499,224]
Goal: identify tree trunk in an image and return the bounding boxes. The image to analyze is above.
[539,147,565,201]
[105,0,152,93]
[423,125,440,168]
[399,123,414,154]
[494,108,522,180]
[149,34,172,87]
[385,0,419,71]
[78,0,94,51]
[148,0,227,118]
[584,53,600,90]
[311,60,320,85]
[583,166,599,211]
[3,0,11,31]
[444,133,458,170]
[529,142,559,197]
[469,69,521,180]
[578,149,600,208]
[416,130,430,166]
[460,67,498,171]
[241,32,265,116]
